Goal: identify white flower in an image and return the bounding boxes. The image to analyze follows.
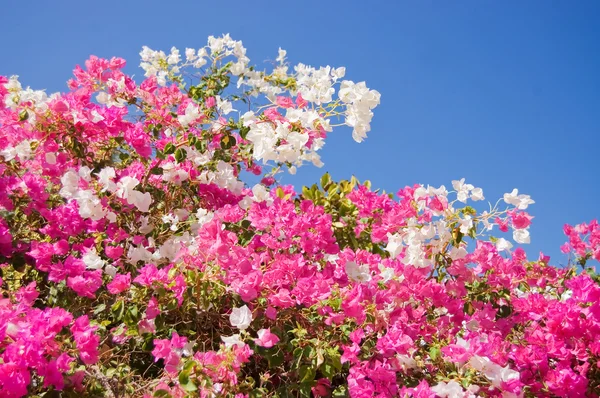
[191,208,214,233]
[216,96,233,115]
[458,215,473,234]
[385,233,403,259]
[178,103,200,127]
[90,109,104,123]
[221,334,245,348]
[560,289,573,301]
[431,380,465,398]
[127,244,153,264]
[185,48,197,61]
[338,80,380,142]
[104,264,118,277]
[230,305,253,330]
[159,238,182,261]
[470,187,484,201]
[332,67,346,80]
[106,212,117,223]
[449,246,468,260]
[115,176,151,212]
[78,166,92,181]
[96,92,110,104]
[513,229,530,244]
[378,264,395,283]
[82,248,105,271]
[452,178,473,203]
[468,356,519,388]
[496,238,513,253]
[116,176,139,201]
[131,191,152,213]
[179,341,194,357]
[251,184,273,205]
[167,47,180,65]
[162,162,190,185]
[74,190,106,220]
[45,152,57,165]
[0,146,16,161]
[97,167,117,192]
[59,170,80,199]
[345,261,372,283]
[503,189,535,210]
[139,216,154,234]
[481,211,494,231]
[276,48,287,64]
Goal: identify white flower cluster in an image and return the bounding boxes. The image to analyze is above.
[237,45,380,143]
[451,178,484,203]
[0,139,34,162]
[60,169,117,221]
[137,35,379,175]
[243,110,324,171]
[2,76,56,124]
[83,248,117,276]
[295,64,346,105]
[345,260,372,283]
[338,80,381,143]
[139,34,249,86]
[503,188,535,210]
[197,161,244,195]
[96,168,153,213]
[385,222,436,269]
[503,188,535,246]
[468,355,520,389]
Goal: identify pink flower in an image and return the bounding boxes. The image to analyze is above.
[511,211,533,229]
[106,273,131,294]
[254,329,280,348]
[276,96,294,109]
[295,92,308,108]
[205,96,216,108]
[67,270,103,298]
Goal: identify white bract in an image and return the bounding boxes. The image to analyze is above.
[345,261,372,283]
[230,305,253,330]
[503,189,535,210]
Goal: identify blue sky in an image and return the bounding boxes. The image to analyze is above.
[2,1,598,265]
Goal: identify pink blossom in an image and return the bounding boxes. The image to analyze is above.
[254,329,280,348]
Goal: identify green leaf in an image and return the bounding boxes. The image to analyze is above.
[266,349,285,367]
[239,126,250,139]
[332,386,349,398]
[464,301,475,316]
[153,390,172,398]
[163,143,176,155]
[150,166,163,175]
[111,300,125,321]
[195,139,207,153]
[429,346,441,361]
[327,348,342,370]
[93,303,106,315]
[320,173,331,189]
[174,148,187,163]
[180,380,197,392]
[178,365,197,392]
[18,109,29,121]
[276,187,285,199]
[220,134,236,150]
[302,186,312,200]
[298,365,316,383]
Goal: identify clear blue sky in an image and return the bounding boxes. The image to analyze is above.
[2,1,598,265]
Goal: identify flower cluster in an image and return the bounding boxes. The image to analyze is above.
[0,35,598,397]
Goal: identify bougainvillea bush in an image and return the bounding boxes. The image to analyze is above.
[1,34,599,398]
